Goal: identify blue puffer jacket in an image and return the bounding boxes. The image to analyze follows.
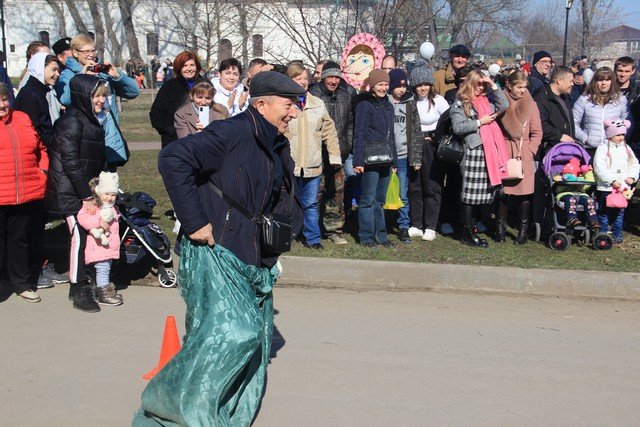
[55,57,140,166]
[353,92,398,168]
[572,94,629,149]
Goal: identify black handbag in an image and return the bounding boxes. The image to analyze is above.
[364,131,393,166]
[436,134,464,164]
[208,181,294,254]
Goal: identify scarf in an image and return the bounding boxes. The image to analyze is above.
[500,89,533,141]
[472,95,509,186]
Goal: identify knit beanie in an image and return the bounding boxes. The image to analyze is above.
[604,119,630,139]
[409,62,434,86]
[532,51,552,65]
[95,171,120,194]
[321,61,342,80]
[388,69,408,91]
[368,69,389,88]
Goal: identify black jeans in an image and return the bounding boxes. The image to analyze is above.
[409,141,443,230]
[0,202,37,293]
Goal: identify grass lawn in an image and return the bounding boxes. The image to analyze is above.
[118,149,640,273]
[120,91,161,143]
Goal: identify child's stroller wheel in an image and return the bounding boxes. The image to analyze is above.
[549,232,570,251]
[592,233,613,250]
[158,268,177,288]
[533,223,541,242]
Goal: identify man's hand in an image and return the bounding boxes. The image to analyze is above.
[353,166,364,174]
[189,224,215,246]
[413,165,421,171]
[560,134,574,142]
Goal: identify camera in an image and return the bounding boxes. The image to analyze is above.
[90,63,111,73]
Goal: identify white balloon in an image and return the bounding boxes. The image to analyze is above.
[583,68,594,85]
[488,64,501,77]
[419,42,435,60]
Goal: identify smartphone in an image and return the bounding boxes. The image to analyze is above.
[198,106,210,127]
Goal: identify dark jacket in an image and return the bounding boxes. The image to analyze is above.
[308,80,356,160]
[14,75,56,148]
[150,75,206,147]
[528,68,550,97]
[0,66,15,106]
[533,84,575,157]
[353,93,398,169]
[44,75,106,216]
[158,107,302,269]
[570,83,585,108]
[622,78,640,151]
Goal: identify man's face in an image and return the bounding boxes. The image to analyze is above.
[616,64,635,86]
[57,49,73,67]
[450,54,468,70]
[573,74,584,86]
[382,57,396,72]
[557,75,574,95]
[256,96,298,134]
[535,57,552,76]
[314,64,324,82]
[323,76,340,92]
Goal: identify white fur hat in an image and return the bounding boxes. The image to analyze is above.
[95,171,119,194]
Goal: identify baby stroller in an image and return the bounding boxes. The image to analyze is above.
[538,142,613,251]
[117,192,177,287]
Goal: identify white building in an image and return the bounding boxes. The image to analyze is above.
[3,0,356,77]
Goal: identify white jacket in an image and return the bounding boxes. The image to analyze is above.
[593,141,639,191]
[573,95,629,148]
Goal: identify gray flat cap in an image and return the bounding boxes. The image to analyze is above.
[249,71,306,98]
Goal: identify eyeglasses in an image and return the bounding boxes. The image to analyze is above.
[76,48,97,55]
[537,59,552,64]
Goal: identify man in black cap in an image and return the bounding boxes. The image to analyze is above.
[135,71,303,425]
[570,67,586,107]
[52,37,72,68]
[528,50,553,96]
[434,44,471,95]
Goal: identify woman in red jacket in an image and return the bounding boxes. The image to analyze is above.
[0,83,49,302]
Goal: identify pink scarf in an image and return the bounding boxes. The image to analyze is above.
[472,95,509,186]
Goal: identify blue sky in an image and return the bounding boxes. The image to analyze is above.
[608,0,640,26]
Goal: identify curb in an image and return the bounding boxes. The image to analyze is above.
[276,256,640,300]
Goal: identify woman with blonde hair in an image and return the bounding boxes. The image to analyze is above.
[573,67,628,152]
[450,70,509,247]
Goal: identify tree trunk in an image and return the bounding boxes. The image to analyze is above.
[117,0,142,63]
[63,0,89,34]
[236,4,249,65]
[45,0,67,37]
[86,0,105,59]
[102,0,123,65]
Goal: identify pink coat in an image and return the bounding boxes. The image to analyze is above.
[77,205,121,264]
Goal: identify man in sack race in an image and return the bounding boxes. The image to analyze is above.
[133,71,303,426]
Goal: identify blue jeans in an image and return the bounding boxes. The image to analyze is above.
[597,192,625,241]
[344,154,361,211]
[296,176,322,245]
[358,165,391,244]
[396,158,410,230]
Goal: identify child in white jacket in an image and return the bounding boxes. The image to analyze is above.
[593,119,639,242]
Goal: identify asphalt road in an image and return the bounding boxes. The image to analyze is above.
[1,285,639,426]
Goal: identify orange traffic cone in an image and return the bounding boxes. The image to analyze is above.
[143,315,182,380]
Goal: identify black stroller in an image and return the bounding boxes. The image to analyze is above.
[117,192,177,287]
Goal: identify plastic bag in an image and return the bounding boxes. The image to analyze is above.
[383,172,404,210]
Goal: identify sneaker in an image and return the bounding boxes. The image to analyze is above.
[36,275,54,289]
[328,234,348,245]
[379,240,397,248]
[421,229,437,241]
[303,242,324,250]
[398,229,412,244]
[408,227,424,238]
[18,290,41,303]
[440,223,454,235]
[360,241,377,248]
[41,263,69,284]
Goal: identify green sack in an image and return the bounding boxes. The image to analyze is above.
[383,171,404,210]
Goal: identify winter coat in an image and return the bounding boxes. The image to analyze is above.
[573,94,629,148]
[528,68,549,96]
[308,80,357,161]
[533,85,575,157]
[150,75,207,147]
[77,205,121,263]
[498,90,543,195]
[593,141,640,191]
[158,106,303,269]
[353,92,398,169]
[211,77,247,117]
[624,79,640,150]
[14,74,56,149]
[434,63,457,96]
[173,102,228,139]
[388,92,424,167]
[0,109,49,205]
[45,75,106,217]
[285,92,341,178]
[55,57,139,166]
[0,65,15,106]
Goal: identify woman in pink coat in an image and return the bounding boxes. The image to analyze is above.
[497,70,543,245]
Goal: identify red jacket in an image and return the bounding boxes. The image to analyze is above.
[0,109,49,205]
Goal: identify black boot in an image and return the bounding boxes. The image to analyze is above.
[68,282,78,301]
[514,199,531,245]
[73,284,101,313]
[461,204,488,248]
[494,199,507,242]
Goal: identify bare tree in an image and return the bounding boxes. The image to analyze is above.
[45,0,67,37]
[86,0,106,58]
[101,0,123,65]
[118,0,142,63]
[63,0,89,34]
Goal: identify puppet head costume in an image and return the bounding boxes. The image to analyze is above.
[340,33,386,90]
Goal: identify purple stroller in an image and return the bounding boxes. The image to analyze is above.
[537,142,613,251]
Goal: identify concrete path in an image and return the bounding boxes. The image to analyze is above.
[129,141,160,151]
[1,285,639,426]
